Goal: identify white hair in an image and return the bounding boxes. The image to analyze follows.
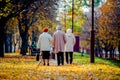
[66,29,72,33]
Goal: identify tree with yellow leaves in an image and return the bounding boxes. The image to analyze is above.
[0,0,60,57]
[96,0,120,60]
[0,0,39,57]
[17,0,59,55]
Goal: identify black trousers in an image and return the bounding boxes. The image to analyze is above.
[57,52,64,65]
[65,52,73,64]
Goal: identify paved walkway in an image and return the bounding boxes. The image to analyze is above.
[36,54,78,66]
[37,59,57,66]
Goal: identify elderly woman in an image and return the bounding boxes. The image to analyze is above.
[37,28,53,66]
[65,29,76,64]
[53,25,66,66]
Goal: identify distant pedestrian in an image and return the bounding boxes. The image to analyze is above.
[31,41,37,56]
[37,27,53,66]
[65,29,76,64]
[31,41,37,51]
[53,25,66,66]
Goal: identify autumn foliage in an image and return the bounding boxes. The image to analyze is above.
[95,0,120,59]
[0,53,120,80]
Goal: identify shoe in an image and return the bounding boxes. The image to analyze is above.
[43,63,45,66]
[47,63,49,66]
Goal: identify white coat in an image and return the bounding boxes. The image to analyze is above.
[65,29,76,52]
[37,32,53,51]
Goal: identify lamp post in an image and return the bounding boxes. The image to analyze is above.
[90,0,95,63]
[64,4,66,32]
[72,0,74,33]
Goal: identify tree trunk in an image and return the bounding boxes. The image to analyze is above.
[99,48,103,58]
[20,32,28,55]
[0,18,6,57]
[95,48,98,57]
[18,27,29,55]
[32,31,35,43]
[5,34,9,53]
[14,43,16,52]
[112,49,115,60]
[18,36,21,49]
[9,34,13,52]
[18,18,29,55]
[0,37,4,57]
[109,50,113,60]
[105,50,108,58]
[118,40,120,60]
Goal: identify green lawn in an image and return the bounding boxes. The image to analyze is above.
[73,52,120,68]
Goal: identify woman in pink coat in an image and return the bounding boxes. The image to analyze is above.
[53,25,66,66]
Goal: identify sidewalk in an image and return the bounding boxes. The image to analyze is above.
[37,58,78,66]
[37,59,57,66]
[49,59,57,65]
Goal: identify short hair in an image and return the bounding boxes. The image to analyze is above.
[56,25,62,30]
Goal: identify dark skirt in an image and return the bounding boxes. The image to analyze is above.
[42,51,50,59]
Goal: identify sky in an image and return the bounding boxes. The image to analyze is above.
[56,0,107,21]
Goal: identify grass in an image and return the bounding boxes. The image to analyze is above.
[0,52,120,80]
[74,52,120,68]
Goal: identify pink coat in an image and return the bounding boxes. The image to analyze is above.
[53,30,66,53]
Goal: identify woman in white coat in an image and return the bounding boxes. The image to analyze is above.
[37,28,52,66]
[65,29,76,64]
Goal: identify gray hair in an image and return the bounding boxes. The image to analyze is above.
[56,25,62,30]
